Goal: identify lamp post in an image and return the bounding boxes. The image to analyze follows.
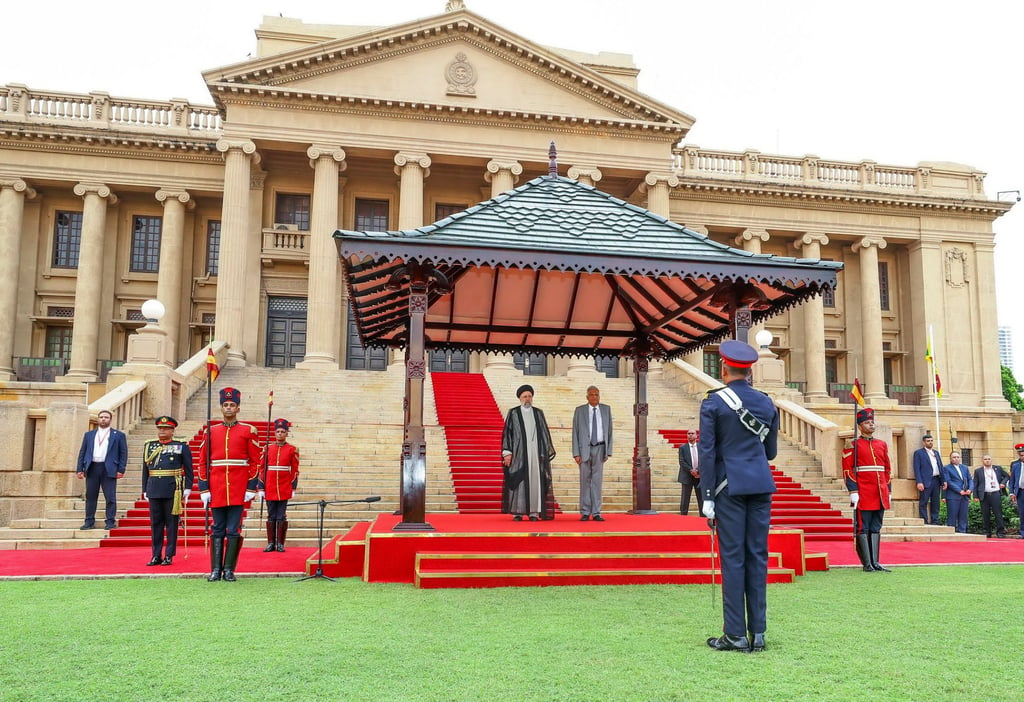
[141,298,166,327]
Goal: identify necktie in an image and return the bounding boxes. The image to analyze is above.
[591,407,599,444]
[691,445,698,470]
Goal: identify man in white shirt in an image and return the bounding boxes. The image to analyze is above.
[75,409,129,530]
[972,454,1009,538]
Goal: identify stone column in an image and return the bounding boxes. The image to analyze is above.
[483,159,523,371]
[65,183,117,381]
[297,145,347,369]
[795,232,830,400]
[567,165,602,187]
[975,242,1009,407]
[394,152,431,230]
[0,178,36,379]
[214,139,257,367]
[154,189,191,355]
[485,159,523,197]
[852,236,888,403]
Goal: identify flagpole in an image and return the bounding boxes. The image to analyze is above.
[929,325,941,455]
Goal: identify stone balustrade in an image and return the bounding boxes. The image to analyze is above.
[1,84,222,136]
[672,146,988,199]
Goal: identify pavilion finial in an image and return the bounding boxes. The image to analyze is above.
[548,141,558,176]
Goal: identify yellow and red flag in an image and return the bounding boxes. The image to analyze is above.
[206,347,219,382]
[850,378,866,407]
[268,390,274,407]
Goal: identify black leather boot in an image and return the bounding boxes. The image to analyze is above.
[749,632,766,652]
[222,536,241,582]
[855,534,874,572]
[870,533,891,572]
[263,520,276,552]
[276,520,287,552]
[706,634,750,652]
[208,538,224,582]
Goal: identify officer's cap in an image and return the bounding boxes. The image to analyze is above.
[219,387,241,405]
[719,340,758,369]
[155,415,178,428]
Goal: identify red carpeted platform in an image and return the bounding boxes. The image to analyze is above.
[659,429,854,540]
[305,512,823,588]
[813,538,1024,567]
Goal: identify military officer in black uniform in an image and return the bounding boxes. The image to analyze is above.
[142,416,194,566]
[699,340,779,653]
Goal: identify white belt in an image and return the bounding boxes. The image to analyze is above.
[267,466,291,471]
[211,459,249,466]
[857,465,885,472]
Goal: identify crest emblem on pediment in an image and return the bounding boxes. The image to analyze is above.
[446,52,477,97]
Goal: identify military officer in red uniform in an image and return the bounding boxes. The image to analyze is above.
[198,387,261,582]
[843,407,892,572]
[142,416,193,566]
[259,417,300,553]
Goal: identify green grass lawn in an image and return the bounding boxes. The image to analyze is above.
[1,566,1019,701]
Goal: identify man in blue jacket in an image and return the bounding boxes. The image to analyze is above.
[75,409,129,530]
[699,340,779,653]
[912,434,945,524]
[1009,444,1024,538]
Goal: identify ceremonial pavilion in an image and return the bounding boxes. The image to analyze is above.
[0,1,1017,549]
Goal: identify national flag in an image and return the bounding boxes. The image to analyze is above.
[206,347,219,382]
[935,373,943,398]
[850,378,866,407]
[268,390,274,406]
[925,338,934,366]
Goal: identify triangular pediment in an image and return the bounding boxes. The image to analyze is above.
[203,10,694,134]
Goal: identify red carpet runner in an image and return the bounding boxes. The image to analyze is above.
[101,421,272,548]
[659,430,853,541]
[431,372,559,514]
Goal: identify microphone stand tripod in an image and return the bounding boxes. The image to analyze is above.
[292,496,381,582]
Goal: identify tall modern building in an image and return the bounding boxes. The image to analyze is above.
[999,326,1015,371]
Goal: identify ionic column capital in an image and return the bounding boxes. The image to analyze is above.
[686,223,709,236]
[73,182,118,205]
[567,165,603,185]
[643,172,679,189]
[793,232,830,250]
[394,151,431,169]
[852,235,887,253]
[0,177,37,199]
[307,144,347,167]
[216,139,257,155]
[484,159,522,183]
[735,228,769,246]
[155,189,193,208]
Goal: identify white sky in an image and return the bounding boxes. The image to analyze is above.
[4,0,1022,370]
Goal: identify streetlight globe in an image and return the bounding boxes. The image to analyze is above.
[141,299,165,323]
[754,329,773,349]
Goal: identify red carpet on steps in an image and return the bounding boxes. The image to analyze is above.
[432,372,560,514]
[659,429,854,540]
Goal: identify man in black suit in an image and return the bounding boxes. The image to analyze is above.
[75,409,129,530]
[912,434,945,524]
[972,454,1009,538]
[676,429,703,515]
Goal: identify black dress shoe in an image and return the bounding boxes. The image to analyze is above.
[592,514,605,522]
[706,634,750,652]
[161,557,173,566]
[580,515,590,521]
[146,557,162,566]
[513,515,522,521]
[79,524,95,531]
[749,633,766,652]
[528,515,539,521]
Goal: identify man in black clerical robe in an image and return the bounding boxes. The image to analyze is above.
[501,384,556,521]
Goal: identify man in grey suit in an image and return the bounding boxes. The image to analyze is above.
[677,429,703,515]
[571,385,612,521]
[75,409,129,530]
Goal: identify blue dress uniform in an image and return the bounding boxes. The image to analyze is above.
[699,341,779,652]
[1011,445,1024,538]
[142,416,194,566]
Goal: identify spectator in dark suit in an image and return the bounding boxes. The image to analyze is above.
[676,429,703,515]
[942,452,973,533]
[1008,444,1024,538]
[972,455,1009,538]
[912,434,945,524]
[75,409,129,530]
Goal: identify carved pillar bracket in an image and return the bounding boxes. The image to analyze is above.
[566,165,603,187]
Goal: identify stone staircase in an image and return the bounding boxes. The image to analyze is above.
[0,364,981,549]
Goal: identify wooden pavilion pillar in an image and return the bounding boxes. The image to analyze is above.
[630,344,656,515]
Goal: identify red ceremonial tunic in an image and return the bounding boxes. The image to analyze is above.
[198,421,261,508]
[842,436,892,510]
[261,442,300,501]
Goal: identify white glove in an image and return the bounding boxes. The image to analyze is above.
[200,492,212,506]
[258,490,265,500]
[142,493,148,501]
[244,491,257,502]
[183,490,192,500]
[850,492,860,509]
[701,500,716,521]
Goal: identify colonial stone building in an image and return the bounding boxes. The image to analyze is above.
[0,4,1016,519]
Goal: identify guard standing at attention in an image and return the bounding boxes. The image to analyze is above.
[198,387,261,582]
[699,340,779,653]
[843,407,893,572]
[142,416,193,566]
[259,418,300,553]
